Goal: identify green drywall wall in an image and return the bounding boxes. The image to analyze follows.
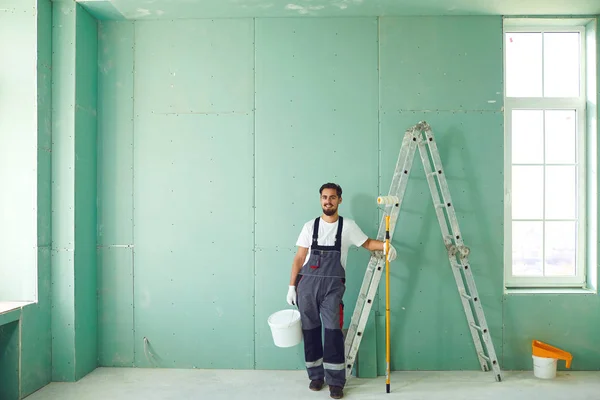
[0,321,20,400]
[97,15,600,376]
[131,19,256,369]
[51,0,99,382]
[77,0,126,20]
[377,16,504,372]
[97,20,258,368]
[20,0,54,396]
[97,17,380,372]
[51,1,78,380]
[74,3,99,380]
[0,1,39,303]
[0,310,20,328]
[97,20,135,367]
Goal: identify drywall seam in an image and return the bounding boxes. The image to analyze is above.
[376,15,382,314]
[131,20,137,367]
[18,314,22,399]
[73,8,78,378]
[252,16,257,370]
[500,13,505,369]
[155,111,248,115]
[394,109,502,113]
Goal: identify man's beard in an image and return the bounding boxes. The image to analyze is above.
[322,205,337,216]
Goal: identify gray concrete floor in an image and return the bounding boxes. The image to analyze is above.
[24,368,600,400]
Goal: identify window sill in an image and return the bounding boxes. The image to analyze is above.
[504,287,597,295]
[0,301,35,326]
[0,301,33,314]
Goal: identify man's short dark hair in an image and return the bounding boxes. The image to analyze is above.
[319,182,342,197]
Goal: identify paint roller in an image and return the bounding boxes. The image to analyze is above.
[377,196,399,205]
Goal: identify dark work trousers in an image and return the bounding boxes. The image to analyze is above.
[296,216,346,388]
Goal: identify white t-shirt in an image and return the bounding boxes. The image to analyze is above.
[296,217,369,269]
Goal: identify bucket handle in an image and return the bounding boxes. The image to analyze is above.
[285,305,299,328]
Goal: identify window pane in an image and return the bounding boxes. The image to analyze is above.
[512,166,543,219]
[512,221,543,276]
[505,32,542,97]
[543,32,580,97]
[545,165,577,219]
[545,221,576,276]
[545,110,576,164]
[512,110,544,164]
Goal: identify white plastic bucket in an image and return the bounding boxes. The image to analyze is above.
[532,355,557,379]
[268,309,302,348]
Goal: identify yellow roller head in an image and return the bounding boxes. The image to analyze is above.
[377,196,399,205]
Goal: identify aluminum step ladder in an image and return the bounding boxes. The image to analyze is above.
[344,121,503,383]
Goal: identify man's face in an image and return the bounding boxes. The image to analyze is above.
[320,188,341,216]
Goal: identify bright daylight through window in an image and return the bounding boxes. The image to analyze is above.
[504,19,596,289]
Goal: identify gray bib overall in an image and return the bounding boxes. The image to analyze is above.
[296,216,346,388]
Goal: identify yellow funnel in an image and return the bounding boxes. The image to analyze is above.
[532,340,573,368]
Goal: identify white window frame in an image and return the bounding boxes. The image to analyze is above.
[503,20,589,288]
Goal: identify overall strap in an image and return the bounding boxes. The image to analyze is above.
[310,216,343,251]
[333,216,343,251]
[312,217,320,247]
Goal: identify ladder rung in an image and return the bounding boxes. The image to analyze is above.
[470,323,488,334]
[478,352,490,362]
[460,290,479,303]
[470,323,483,332]
[358,293,373,304]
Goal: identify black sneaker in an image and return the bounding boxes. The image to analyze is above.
[329,385,343,399]
[309,379,324,391]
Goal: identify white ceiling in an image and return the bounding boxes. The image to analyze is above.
[77,0,600,20]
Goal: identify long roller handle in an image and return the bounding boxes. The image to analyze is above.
[385,215,391,393]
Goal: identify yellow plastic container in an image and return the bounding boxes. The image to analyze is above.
[532,340,573,368]
[531,340,572,379]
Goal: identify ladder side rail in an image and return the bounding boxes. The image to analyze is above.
[415,135,489,372]
[345,132,414,358]
[385,136,421,242]
[344,176,411,374]
[376,130,420,241]
[457,253,504,381]
[345,256,385,378]
[421,125,466,251]
[345,195,405,369]
[421,125,503,381]
[344,256,378,357]
[345,132,419,377]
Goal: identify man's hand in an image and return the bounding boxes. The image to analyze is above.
[286,285,297,306]
[362,238,397,262]
[384,242,397,262]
